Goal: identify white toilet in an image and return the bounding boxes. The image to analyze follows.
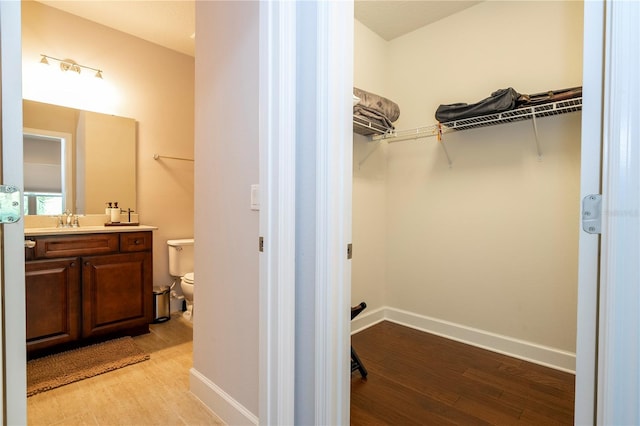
[167,238,195,320]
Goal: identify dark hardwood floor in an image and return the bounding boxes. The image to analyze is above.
[350,321,575,425]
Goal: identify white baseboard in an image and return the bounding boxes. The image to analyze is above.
[189,368,259,426]
[351,306,576,373]
[350,305,386,334]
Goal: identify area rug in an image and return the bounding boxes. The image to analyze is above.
[27,336,150,397]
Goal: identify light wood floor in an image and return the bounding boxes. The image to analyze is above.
[27,313,223,425]
[351,321,575,425]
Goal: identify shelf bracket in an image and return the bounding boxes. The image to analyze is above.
[357,140,383,169]
[531,113,543,160]
[436,123,452,168]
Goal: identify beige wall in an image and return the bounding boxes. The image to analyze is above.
[353,1,583,354]
[23,100,79,135]
[22,1,195,297]
[78,111,136,215]
[352,20,390,313]
[192,1,259,418]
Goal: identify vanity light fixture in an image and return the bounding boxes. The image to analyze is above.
[39,54,103,79]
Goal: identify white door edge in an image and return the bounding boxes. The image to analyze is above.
[574,1,604,424]
[312,2,353,424]
[0,1,27,423]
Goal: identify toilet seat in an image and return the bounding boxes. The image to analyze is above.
[182,272,194,284]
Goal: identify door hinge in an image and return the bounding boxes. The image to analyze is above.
[347,243,353,259]
[0,185,21,223]
[259,236,264,252]
[582,194,602,234]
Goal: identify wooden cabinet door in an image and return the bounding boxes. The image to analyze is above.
[81,252,152,338]
[25,258,80,353]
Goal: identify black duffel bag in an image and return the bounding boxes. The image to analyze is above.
[435,88,521,123]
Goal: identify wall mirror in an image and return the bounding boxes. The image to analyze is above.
[23,100,137,216]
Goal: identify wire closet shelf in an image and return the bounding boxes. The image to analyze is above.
[368,96,583,144]
[353,114,395,136]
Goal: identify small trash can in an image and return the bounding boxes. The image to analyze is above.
[152,285,170,323]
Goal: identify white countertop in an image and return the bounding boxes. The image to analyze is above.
[25,224,158,237]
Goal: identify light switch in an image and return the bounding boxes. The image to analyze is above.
[251,184,260,211]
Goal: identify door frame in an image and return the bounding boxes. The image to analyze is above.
[258,1,297,424]
[575,1,640,423]
[258,1,353,424]
[306,2,353,424]
[594,1,640,424]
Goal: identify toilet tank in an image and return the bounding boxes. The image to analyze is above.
[167,238,194,277]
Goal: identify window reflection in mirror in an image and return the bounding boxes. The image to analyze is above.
[23,130,72,215]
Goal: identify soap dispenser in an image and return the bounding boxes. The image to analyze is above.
[110,201,120,223]
[105,202,113,215]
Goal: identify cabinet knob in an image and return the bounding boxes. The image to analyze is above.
[70,262,76,267]
[134,239,141,245]
[84,261,90,266]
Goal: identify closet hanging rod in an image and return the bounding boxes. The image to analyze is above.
[153,153,194,162]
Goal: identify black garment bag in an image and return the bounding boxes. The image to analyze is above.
[435,88,521,123]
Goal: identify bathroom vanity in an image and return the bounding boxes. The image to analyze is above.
[24,226,156,356]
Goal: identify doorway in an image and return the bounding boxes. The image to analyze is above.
[350,0,586,422]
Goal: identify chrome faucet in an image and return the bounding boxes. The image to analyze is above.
[57,209,75,228]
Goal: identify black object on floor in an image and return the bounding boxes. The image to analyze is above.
[351,302,368,379]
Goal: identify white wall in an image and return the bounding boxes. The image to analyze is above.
[352,20,390,316]
[192,1,259,422]
[388,1,583,130]
[21,2,195,301]
[353,0,583,365]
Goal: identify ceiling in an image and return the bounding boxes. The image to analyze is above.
[37,1,481,57]
[37,0,196,56]
[355,1,481,41]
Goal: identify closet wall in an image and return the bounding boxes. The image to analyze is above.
[352,19,390,316]
[353,1,583,369]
